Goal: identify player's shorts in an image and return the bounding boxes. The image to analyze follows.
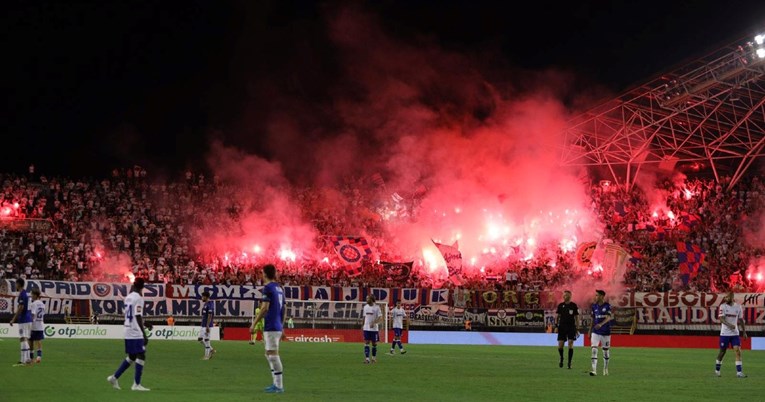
[264,331,282,351]
[17,323,31,339]
[393,327,403,338]
[254,322,264,332]
[557,327,577,341]
[199,326,211,340]
[363,330,379,342]
[590,333,611,347]
[719,335,741,349]
[125,338,146,355]
[30,330,45,341]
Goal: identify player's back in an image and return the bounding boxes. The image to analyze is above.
[201,300,214,327]
[124,292,145,339]
[263,282,284,331]
[17,290,33,323]
[31,300,45,330]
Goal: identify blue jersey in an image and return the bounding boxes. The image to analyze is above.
[262,282,285,332]
[591,302,612,335]
[17,290,33,323]
[201,300,214,328]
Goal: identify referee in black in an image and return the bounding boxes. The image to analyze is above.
[555,290,580,369]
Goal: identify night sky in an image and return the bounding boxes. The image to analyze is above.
[3,0,765,178]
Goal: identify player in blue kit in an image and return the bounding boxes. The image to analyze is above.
[589,289,612,376]
[107,278,150,391]
[251,264,286,393]
[9,278,33,366]
[199,291,216,360]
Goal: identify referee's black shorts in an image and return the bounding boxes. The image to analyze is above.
[556,326,577,341]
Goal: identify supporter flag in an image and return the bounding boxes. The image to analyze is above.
[575,242,597,268]
[677,212,701,232]
[603,242,629,273]
[676,242,705,280]
[381,261,413,281]
[0,298,11,313]
[329,236,374,277]
[432,240,463,285]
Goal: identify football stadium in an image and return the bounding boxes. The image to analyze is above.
[3,2,765,401]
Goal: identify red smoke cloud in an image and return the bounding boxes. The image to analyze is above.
[198,6,604,285]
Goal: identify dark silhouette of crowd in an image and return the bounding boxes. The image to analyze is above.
[1,167,764,293]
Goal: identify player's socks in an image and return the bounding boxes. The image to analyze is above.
[603,347,610,373]
[115,358,133,378]
[591,347,598,373]
[21,341,29,364]
[715,360,722,372]
[397,340,403,350]
[364,345,370,358]
[735,361,742,374]
[204,339,212,358]
[558,348,564,367]
[568,348,573,367]
[265,354,275,382]
[134,359,145,385]
[372,346,377,357]
[36,350,42,362]
[267,355,284,389]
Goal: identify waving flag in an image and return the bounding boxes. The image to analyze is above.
[432,240,463,285]
[329,236,373,277]
[676,242,705,282]
[381,261,413,281]
[603,242,629,273]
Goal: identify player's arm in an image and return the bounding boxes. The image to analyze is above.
[9,299,24,325]
[136,313,149,345]
[575,311,581,334]
[718,307,735,330]
[206,308,214,328]
[595,310,612,329]
[251,301,269,334]
[739,316,747,338]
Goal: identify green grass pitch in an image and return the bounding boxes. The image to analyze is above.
[0,339,763,401]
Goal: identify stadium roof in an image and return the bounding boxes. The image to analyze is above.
[561,32,765,190]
